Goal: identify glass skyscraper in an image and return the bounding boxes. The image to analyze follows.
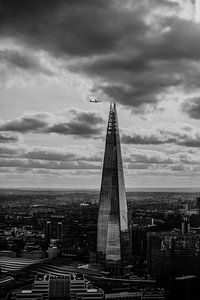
[97,103,129,265]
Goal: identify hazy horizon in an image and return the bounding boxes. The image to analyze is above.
[1,186,200,193]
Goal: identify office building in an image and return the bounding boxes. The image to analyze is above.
[15,290,43,300]
[142,288,165,300]
[147,231,200,277]
[130,225,147,258]
[21,249,44,259]
[49,275,70,300]
[32,274,49,300]
[47,246,58,258]
[70,273,86,300]
[105,291,142,299]
[168,275,198,300]
[76,287,104,300]
[196,197,200,211]
[57,221,63,241]
[45,221,51,242]
[45,221,63,242]
[97,103,130,269]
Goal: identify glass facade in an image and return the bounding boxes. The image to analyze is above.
[97,103,129,264]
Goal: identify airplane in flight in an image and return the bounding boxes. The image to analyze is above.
[89,98,102,103]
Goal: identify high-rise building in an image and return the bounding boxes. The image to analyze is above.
[45,221,63,242]
[196,197,200,211]
[45,221,51,242]
[57,221,63,241]
[97,102,130,269]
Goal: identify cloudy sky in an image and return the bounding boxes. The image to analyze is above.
[1,0,200,189]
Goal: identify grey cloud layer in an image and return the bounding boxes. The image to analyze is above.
[1,0,200,110]
[182,97,200,119]
[0,144,102,171]
[122,124,200,147]
[0,158,100,170]
[1,143,200,174]
[0,132,19,143]
[0,109,104,137]
[0,49,53,75]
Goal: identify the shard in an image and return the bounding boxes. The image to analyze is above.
[97,102,129,265]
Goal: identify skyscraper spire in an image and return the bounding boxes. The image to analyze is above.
[97,102,129,265]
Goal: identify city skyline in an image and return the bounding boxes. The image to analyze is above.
[1,0,200,188]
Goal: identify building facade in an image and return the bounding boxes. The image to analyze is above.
[147,231,200,277]
[32,273,50,300]
[97,103,129,266]
[49,275,70,300]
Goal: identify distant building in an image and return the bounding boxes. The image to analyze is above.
[70,273,86,300]
[76,287,104,300]
[97,103,130,272]
[32,274,50,300]
[88,251,97,263]
[45,221,63,242]
[47,246,58,258]
[21,249,44,259]
[57,222,63,241]
[147,231,200,277]
[105,289,165,300]
[130,225,148,258]
[45,221,51,242]
[15,290,43,300]
[168,275,197,300]
[181,215,190,235]
[142,288,165,300]
[179,202,198,217]
[0,250,16,257]
[49,275,70,300]
[196,197,200,211]
[105,291,142,299]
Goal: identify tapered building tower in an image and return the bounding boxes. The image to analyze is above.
[97,103,129,266]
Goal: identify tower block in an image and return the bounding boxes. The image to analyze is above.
[97,103,130,269]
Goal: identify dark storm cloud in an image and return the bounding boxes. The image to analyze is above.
[0,109,104,137]
[0,0,145,57]
[0,112,50,133]
[47,110,104,137]
[70,15,200,110]
[0,132,19,143]
[182,97,200,119]
[0,49,53,75]
[1,0,200,110]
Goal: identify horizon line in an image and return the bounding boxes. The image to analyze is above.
[1,186,200,192]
